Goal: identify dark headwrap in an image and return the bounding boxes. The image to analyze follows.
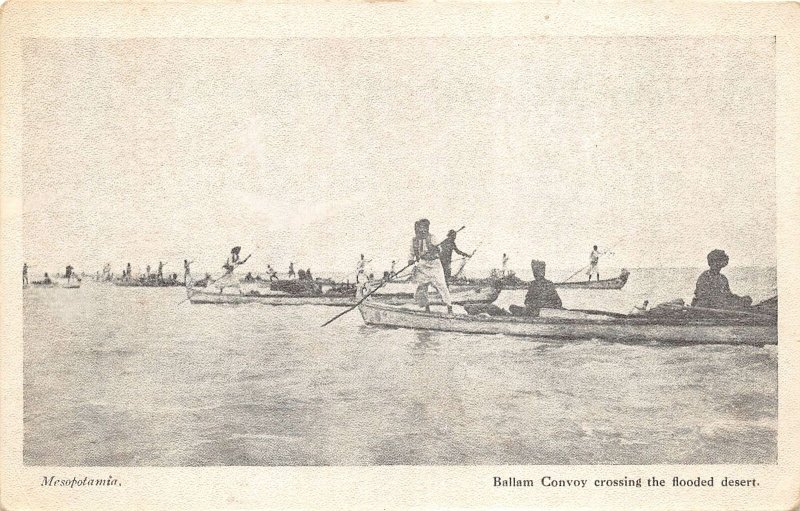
[707,249,729,268]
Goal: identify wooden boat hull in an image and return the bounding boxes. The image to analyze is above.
[366,281,501,304]
[114,280,185,287]
[504,271,629,291]
[358,301,777,345]
[187,288,355,306]
[27,281,80,288]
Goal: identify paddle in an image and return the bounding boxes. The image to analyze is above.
[321,226,465,327]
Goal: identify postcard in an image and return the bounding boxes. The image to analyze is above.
[1,1,798,509]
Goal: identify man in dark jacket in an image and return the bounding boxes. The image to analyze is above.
[439,229,471,283]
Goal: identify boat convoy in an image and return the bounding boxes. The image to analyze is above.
[23,224,778,346]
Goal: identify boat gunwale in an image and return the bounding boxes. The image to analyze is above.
[358,299,777,328]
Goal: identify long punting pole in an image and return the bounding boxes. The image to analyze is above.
[321,226,465,327]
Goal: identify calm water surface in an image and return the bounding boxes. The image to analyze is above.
[24,268,777,465]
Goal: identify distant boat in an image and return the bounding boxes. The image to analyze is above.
[357,298,777,346]
[186,279,502,307]
[114,278,185,287]
[365,280,502,305]
[186,287,356,306]
[27,279,80,289]
[503,270,630,291]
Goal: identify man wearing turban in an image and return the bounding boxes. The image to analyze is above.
[408,219,453,313]
[691,249,752,309]
[509,260,562,316]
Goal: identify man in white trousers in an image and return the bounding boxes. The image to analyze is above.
[408,218,453,314]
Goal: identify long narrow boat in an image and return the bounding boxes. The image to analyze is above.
[365,280,501,305]
[357,299,777,345]
[186,279,502,307]
[187,287,356,306]
[503,270,630,291]
[114,279,185,287]
[26,279,81,289]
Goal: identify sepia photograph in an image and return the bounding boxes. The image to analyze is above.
[2,1,799,510]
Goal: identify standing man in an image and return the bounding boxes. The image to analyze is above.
[390,260,396,277]
[23,263,29,286]
[65,264,74,283]
[216,246,251,294]
[408,219,453,313]
[183,259,193,285]
[146,265,151,278]
[439,229,471,284]
[126,262,132,281]
[501,253,509,276]
[586,245,601,281]
[356,254,372,283]
[157,261,165,282]
[223,247,250,273]
[288,262,296,279]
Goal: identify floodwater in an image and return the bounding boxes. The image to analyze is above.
[23,267,777,465]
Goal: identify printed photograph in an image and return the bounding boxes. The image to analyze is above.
[20,35,776,466]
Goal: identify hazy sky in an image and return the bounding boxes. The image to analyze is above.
[21,36,775,276]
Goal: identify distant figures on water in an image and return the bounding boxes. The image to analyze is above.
[692,249,752,309]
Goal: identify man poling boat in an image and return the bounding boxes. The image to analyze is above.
[451,241,482,281]
[320,224,466,327]
[178,246,252,304]
[586,245,601,281]
[439,229,472,284]
[211,246,251,293]
[408,219,454,313]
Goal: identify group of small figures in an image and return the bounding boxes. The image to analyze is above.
[22,263,78,286]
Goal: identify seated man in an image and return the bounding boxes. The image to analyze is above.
[692,249,752,309]
[509,260,562,316]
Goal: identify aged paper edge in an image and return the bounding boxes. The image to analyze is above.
[1,1,799,510]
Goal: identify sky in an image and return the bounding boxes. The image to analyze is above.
[21,36,775,277]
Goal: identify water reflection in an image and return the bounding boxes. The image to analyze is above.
[411,330,441,355]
